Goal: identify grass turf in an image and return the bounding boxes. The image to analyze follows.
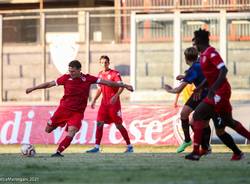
[0,145,249,184]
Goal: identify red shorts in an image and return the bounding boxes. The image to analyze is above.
[49,106,84,130]
[97,103,122,124]
[203,89,232,114]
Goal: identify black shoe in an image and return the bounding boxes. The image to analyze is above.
[185,152,200,161]
[51,152,64,157]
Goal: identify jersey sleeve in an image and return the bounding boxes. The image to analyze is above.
[55,74,68,86]
[87,74,99,84]
[97,72,102,88]
[113,71,122,83]
[183,68,197,84]
[209,51,225,69]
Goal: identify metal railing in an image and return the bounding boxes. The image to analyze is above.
[0,6,250,103]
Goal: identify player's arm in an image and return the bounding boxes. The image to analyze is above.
[91,88,102,109]
[208,66,228,98]
[193,78,207,94]
[176,74,185,81]
[164,82,188,94]
[110,87,124,105]
[98,79,133,92]
[26,81,56,94]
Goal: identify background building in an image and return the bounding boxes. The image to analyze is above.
[0,0,250,102]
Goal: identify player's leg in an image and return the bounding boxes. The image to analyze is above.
[51,111,83,157]
[200,121,212,156]
[86,105,107,153]
[47,106,67,133]
[216,113,247,160]
[217,98,250,140]
[45,121,57,133]
[52,126,78,157]
[185,101,214,160]
[216,127,244,160]
[223,113,250,140]
[179,95,212,154]
[86,121,105,153]
[177,105,193,153]
[108,104,133,152]
[115,123,133,153]
[213,114,244,160]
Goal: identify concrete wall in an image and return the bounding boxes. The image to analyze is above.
[2,41,250,102]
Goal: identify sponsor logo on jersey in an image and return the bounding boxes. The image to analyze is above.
[81,77,86,82]
[214,94,221,104]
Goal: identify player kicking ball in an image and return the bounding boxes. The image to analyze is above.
[86,55,133,153]
[26,60,133,157]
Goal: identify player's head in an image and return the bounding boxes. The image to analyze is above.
[68,60,81,78]
[184,47,198,66]
[192,28,210,52]
[99,55,110,71]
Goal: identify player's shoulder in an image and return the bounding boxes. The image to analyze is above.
[207,47,219,56]
[59,74,70,79]
[84,73,97,78]
[193,61,201,69]
[110,69,120,75]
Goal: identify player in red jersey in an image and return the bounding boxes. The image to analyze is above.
[185,29,250,161]
[26,60,133,157]
[86,55,133,153]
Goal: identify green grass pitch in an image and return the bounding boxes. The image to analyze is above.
[0,145,249,184]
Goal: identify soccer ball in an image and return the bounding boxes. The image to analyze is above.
[21,144,36,157]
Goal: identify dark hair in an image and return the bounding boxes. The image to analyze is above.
[184,47,198,61]
[100,55,110,63]
[193,28,210,45]
[68,60,81,69]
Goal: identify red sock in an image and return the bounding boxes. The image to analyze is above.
[118,126,131,145]
[234,121,250,140]
[57,136,73,153]
[95,125,104,145]
[192,120,205,154]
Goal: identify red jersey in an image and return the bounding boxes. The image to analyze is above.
[98,69,122,105]
[200,46,231,92]
[55,73,99,112]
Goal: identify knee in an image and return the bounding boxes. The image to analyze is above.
[45,120,54,133]
[97,122,104,127]
[68,129,78,137]
[45,125,53,133]
[115,124,123,129]
[180,110,189,120]
[216,128,225,136]
[193,111,201,121]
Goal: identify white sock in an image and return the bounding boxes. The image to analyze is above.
[127,144,132,148]
[95,144,100,149]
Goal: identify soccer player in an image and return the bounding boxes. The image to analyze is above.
[185,29,250,161]
[165,47,211,154]
[86,55,133,153]
[26,60,134,157]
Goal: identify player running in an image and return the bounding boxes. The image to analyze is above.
[26,60,133,157]
[186,29,250,161]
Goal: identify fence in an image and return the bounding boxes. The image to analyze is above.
[0,5,250,102]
